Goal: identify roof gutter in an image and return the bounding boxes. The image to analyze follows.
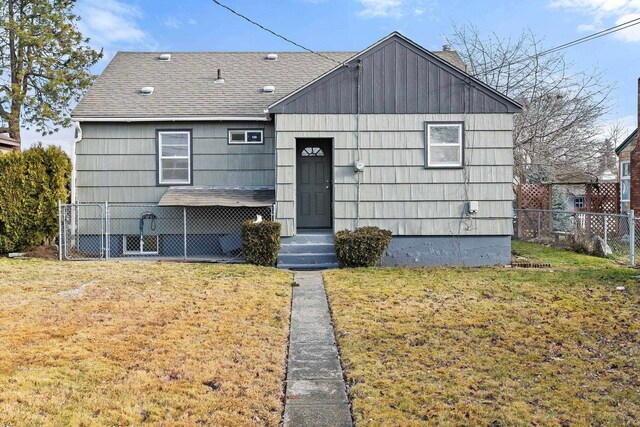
[72,115,272,123]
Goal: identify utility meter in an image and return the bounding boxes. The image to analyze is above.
[354,160,365,173]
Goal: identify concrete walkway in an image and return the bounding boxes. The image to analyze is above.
[283,271,353,427]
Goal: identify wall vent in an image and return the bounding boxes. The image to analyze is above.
[159,53,172,61]
[262,85,275,93]
[139,86,154,95]
[266,53,278,60]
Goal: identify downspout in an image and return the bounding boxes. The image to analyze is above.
[356,59,362,228]
[71,120,82,204]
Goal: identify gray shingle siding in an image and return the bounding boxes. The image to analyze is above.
[76,121,275,204]
[274,114,514,236]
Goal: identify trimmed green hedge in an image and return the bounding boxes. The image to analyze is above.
[0,144,71,253]
[241,220,281,266]
[334,226,393,268]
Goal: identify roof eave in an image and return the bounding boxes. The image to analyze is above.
[72,115,271,123]
[615,128,638,155]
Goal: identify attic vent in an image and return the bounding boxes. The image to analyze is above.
[139,86,154,95]
[442,44,452,51]
[262,85,275,93]
[159,53,171,61]
[266,53,278,60]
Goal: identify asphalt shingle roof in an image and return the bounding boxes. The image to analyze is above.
[72,50,467,119]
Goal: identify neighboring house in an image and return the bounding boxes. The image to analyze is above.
[564,187,586,212]
[0,134,20,153]
[615,78,640,214]
[616,128,637,213]
[70,32,522,267]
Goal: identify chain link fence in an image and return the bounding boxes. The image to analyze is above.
[59,202,273,262]
[514,208,638,266]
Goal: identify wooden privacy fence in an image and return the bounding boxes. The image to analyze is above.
[515,182,620,239]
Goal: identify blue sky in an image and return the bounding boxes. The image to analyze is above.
[26,0,640,150]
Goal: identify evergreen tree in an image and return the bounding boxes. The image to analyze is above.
[0,0,102,142]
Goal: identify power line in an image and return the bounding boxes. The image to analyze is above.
[210,0,344,65]
[475,16,640,76]
[541,17,640,55]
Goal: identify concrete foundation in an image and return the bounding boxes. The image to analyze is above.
[381,235,511,267]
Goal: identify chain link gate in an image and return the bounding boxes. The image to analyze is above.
[59,202,273,262]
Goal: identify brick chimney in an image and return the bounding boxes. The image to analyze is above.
[630,78,640,212]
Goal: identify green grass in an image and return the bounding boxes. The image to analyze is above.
[325,242,640,426]
[0,259,292,426]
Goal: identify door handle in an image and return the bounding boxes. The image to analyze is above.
[325,185,330,189]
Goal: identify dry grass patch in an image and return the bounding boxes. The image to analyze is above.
[0,259,292,426]
[325,242,640,426]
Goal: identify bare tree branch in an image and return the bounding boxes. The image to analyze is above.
[447,24,615,183]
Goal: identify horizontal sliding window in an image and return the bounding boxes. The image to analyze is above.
[228,129,263,144]
[123,235,158,254]
[158,131,191,185]
[425,122,463,168]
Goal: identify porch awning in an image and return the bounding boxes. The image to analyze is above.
[158,186,275,207]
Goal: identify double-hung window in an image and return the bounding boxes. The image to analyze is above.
[158,130,191,185]
[425,122,464,168]
[621,161,631,202]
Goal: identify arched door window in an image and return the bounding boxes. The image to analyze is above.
[301,146,325,157]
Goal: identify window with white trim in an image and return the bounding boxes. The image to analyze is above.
[228,129,263,144]
[621,161,631,202]
[425,123,463,167]
[574,196,585,209]
[158,131,191,184]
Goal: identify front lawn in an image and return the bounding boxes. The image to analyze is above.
[325,242,640,425]
[0,259,292,426]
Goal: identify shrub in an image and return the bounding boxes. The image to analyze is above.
[241,220,281,266]
[334,226,393,268]
[0,144,71,253]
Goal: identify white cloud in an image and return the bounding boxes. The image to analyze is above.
[163,17,182,29]
[615,12,640,41]
[163,17,197,29]
[76,0,151,48]
[355,0,436,19]
[577,23,598,32]
[357,0,404,18]
[549,0,640,42]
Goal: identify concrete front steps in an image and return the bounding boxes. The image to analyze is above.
[278,231,338,270]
